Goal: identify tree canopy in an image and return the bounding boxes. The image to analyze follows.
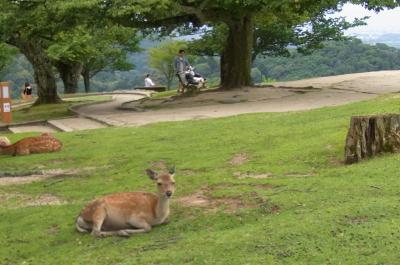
[0,43,17,76]
[102,0,400,89]
[2,0,400,104]
[148,40,188,89]
[255,38,400,81]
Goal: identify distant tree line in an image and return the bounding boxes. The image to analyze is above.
[252,38,400,82]
[2,38,400,97]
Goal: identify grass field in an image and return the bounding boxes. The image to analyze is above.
[1,94,400,264]
[10,95,112,124]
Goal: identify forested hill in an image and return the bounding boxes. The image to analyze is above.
[252,38,400,82]
[2,38,400,94]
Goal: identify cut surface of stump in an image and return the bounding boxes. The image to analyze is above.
[344,114,400,164]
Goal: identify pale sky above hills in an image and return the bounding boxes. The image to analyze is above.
[338,4,400,35]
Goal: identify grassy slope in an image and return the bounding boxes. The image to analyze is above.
[10,95,112,124]
[1,95,400,264]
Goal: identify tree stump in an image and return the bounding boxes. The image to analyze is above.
[344,114,400,164]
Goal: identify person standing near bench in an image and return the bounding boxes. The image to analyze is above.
[174,49,190,93]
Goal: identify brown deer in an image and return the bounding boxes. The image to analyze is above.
[0,136,11,147]
[0,133,62,156]
[76,167,176,237]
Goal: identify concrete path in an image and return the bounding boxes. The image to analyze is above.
[4,92,150,133]
[8,124,59,134]
[71,70,400,127]
[4,71,400,132]
[275,70,400,94]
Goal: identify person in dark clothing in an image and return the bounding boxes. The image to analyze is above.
[23,82,33,100]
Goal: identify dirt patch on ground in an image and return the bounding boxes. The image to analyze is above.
[282,172,317,177]
[47,224,60,235]
[234,171,273,179]
[177,191,256,213]
[327,156,344,166]
[179,169,197,176]
[45,158,76,165]
[123,87,298,111]
[234,171,317,179]
[177,184,276,214]
[229,153,250,166]
[0,168,94,186]
[212,182,274,190]
[0,192,66,208]
[344,215,369,225]
[150,161,170,171]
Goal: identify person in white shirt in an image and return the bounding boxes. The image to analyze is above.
[144,74,155,87]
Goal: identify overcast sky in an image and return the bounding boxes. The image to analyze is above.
[337,4,400,35]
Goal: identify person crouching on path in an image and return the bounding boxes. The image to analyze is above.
[174,49,190,93]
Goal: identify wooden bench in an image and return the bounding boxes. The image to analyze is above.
[135,86,167,92]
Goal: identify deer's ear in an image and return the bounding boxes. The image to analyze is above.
[168,165,176,175]
[145,169,158,180]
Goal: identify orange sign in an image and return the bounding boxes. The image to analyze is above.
[0,82,12,124]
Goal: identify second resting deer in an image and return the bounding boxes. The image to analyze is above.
[76,167,176,237]
[0,133,62,156]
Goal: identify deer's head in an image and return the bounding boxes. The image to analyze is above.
[0,136,10,147]
[145,166,176,199]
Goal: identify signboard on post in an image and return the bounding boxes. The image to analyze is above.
[0,82,12,124]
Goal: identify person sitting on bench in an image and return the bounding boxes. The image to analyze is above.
[185,66,206,88]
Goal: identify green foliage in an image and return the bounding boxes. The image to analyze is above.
[0,54,34,98]
[255,38,400,81]
[148,40,188,89]
[4,37,400,92]
[251,67,262,84]
[2,95,400,264]
[46,26,98,63]
[79,25,141,75]
[0,43,17,76]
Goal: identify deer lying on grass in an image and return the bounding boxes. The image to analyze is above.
[0,133,62,156]
[0,136,11,147]
[76,167,176,237]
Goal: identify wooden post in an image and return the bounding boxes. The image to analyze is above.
[344,114,400,164]
[0,82,12,124]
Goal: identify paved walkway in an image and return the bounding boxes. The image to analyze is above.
[5,92,149,133]
[4,70,400,132]
[72,70,400,127]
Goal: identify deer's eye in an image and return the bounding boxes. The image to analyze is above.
[157,183,162,186]
[172,182,176,185]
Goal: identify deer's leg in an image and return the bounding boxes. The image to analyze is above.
[160,217,170,225]
[95,220,152,238]
[123,217,152,235]
[90,207,107,237]
[15,147,30,156]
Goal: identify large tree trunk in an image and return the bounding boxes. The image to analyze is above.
[344,114,400,164]
[82,68,91,93]
[56,62,82,94]
[17,39,61,104]
[220,15,254,89]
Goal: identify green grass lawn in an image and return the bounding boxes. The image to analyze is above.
[1,95,400,264]
[10,95,112,124]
